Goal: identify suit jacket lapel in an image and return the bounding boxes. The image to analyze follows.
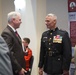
[7,26,22,45]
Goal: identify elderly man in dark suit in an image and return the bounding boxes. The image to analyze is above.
[1,11,26,75]
[0,36,13,75]
[38,13,72,75]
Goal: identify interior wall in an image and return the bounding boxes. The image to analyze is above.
[36,0,46,75]
[0,0,2,33]
[15,0,38,75]
[36,0,47,68]
[1,0,15,33]
[46,0,69,32]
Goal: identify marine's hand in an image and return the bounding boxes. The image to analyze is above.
[63,70,69,75]
[39,68,43,75]
[29,68,31,72]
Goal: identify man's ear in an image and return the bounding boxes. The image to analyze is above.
[12,18,15,23]
[53,20,56,24]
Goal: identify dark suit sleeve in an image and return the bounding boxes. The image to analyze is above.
[62,32,72,70]
[1,32,22,73]
[0,36,13,75]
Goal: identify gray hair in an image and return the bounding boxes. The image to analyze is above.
[7,11,21,23]
[47,13,57,20]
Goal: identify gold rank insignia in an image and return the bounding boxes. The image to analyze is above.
[53,35,62,43]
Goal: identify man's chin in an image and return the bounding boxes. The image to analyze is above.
[47,26,50,29]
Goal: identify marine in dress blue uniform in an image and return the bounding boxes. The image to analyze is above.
[38,13,72,75]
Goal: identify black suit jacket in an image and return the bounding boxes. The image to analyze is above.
[1,25,26,75]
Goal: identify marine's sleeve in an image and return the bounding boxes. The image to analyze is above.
[38,32,46,68]
[62,31,72,70]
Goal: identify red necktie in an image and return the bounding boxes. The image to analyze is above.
[15,31,19,37]
[15,31,21,42]
[15,31,21,40]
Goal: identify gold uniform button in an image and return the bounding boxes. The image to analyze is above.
[50,33,52,35]
[48,38,51,41]
[49,43,51,45]
[49,51,52,56]
[58,58,60,60]
[50,38,51,40]
[48,48,51,50]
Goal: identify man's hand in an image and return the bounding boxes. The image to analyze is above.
[29,68,31,72]
[63,70,69,75]
[39,68,43,75]
[19,68,27,75]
